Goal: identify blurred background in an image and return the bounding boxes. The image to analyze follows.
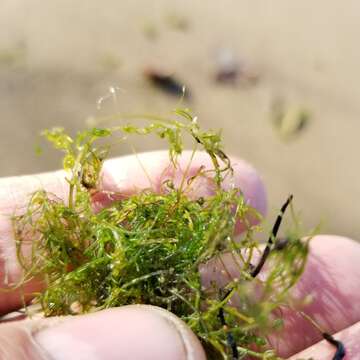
[0,1,359,238]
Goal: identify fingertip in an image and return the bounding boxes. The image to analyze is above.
[298,234,360,325]
[166,153,267,220]
[34,305,206,360]
[268,234,360,357]
[308,234,360,259]
[0,306,206,360]
[101,151,267,227]
[101,151,169,195]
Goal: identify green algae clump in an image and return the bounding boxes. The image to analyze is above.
[13,110,309,359]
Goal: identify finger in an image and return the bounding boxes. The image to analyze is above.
[289,321,360,360]
[267,235,360,358]
[0,150,267,314]
[0,171,69,314]
[101,150,267,220]
[201,235,360,358]
[0,305,206,360]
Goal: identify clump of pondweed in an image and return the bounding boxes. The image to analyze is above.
[13,109,309,359]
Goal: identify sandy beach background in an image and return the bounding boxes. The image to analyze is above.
[0,1,359,239]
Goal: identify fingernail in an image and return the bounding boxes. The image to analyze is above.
[34,305,206,360]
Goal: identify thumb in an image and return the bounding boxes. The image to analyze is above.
[0,305,206,360]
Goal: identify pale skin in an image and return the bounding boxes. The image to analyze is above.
[0,151,359,359]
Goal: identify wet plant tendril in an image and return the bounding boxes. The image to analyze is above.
[10,109,344,359]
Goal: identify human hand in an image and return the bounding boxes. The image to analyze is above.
[0,151,359,359]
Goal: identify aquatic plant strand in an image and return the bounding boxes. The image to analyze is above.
[13,110,311,359]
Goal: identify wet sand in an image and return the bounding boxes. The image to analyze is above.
[0,0,359,239]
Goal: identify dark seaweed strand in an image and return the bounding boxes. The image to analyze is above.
[250,194,293,278]
[218,302,239,360]
[218,195,293,358]
[322,332,346,360]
